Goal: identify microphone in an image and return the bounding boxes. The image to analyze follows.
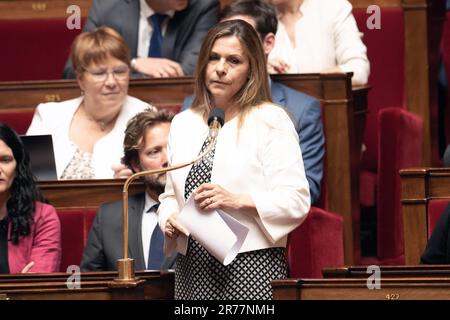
[208,108,225,138]
[114,107,225,285]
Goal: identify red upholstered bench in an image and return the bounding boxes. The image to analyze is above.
[57,208,96,272]
[354,7,407,204]
[360,108,423,266]
[0,18,83,81]
[57,205,344,277]
[353,8,411,265]
[287,207,344,278]
[0,111,35,135]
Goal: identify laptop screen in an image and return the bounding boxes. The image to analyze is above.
[20,134,57,180]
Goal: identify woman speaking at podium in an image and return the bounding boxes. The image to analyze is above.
[158,20,310,300]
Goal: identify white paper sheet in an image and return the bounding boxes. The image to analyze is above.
[176,195,249,266]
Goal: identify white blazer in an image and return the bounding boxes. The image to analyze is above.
[269,0,370,85]
[26,95,151,179]
[158,103,311,254]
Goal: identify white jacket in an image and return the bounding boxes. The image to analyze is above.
[269,0,370,85]
[26,95,151,179]
[158,103,311,254]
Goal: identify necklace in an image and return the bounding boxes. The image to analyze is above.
[80,102,111,131]
[97,121,107,131]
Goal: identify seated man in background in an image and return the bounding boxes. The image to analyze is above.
[181,0,325,203]
[63,0,219,79]
[81,108,176,271]
[421,203,450,264]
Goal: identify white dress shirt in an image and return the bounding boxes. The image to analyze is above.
[137,0,175,58]
[141,192,159,268]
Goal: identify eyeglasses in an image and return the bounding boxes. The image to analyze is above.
[84,67,130,82]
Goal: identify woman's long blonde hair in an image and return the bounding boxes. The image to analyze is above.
[191,20,272,128]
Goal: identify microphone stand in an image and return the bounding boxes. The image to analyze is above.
[112,121,221,286]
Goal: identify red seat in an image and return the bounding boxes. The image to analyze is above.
[287,207,344,278]
[0,111,35,135]
[58,206,344,277]
[353,7,407,185]
[360,108,423,265]
[428,199,450,237]
[57,208,96,272]
[57,205,345,277]
[0,19,83,81]
[353,7,406,136]
[353,8,416,265]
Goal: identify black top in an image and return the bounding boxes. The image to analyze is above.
[0,217,9,273]
[421,203,450,264]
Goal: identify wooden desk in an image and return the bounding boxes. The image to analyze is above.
[400,167,450,264]
[0,0,91,20]
[323,265,450,278]
[272,277,450,300]
[38,179,145,209]
[0,74,368,264]
[0,271,173,300]
[274,264,450,300]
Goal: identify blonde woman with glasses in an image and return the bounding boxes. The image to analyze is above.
[27,27,153,179]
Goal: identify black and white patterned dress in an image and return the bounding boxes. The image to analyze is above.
[174,136,288,300]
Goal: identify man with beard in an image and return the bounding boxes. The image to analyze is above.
[80,109,175,271]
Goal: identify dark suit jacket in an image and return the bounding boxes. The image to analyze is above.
[80,193,176,271]
[63,0,219,78]
[181,81,325,203]
[421,203,450,264]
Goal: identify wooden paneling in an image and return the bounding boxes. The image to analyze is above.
[400,168,450,264]
[275,265,450,300]
[38,179,145,210]
[220,0,403,9]
[0,0,91,20]
[272,277,450,300]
